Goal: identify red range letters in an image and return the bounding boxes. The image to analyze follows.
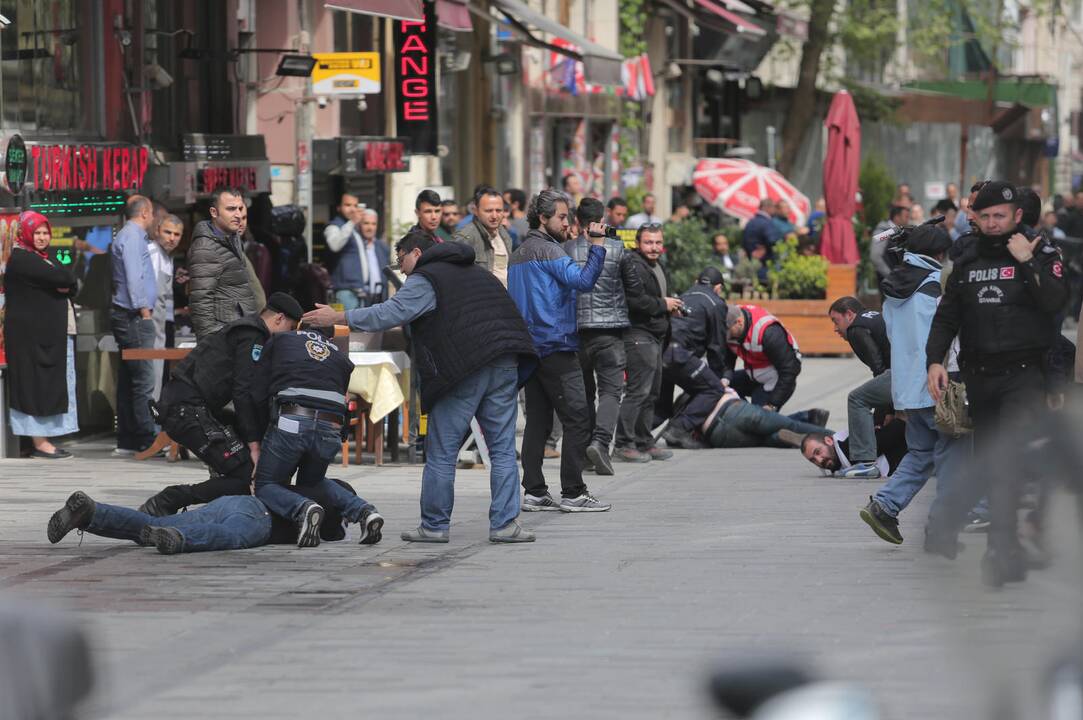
[398,21,431,122]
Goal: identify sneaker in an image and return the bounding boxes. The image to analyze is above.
[560,493,612,513]
[142,526,185,555]
[840,462,882,479]
[807,408,830,428]
[585,442,614,476]
[489,520,536,543]
[963,514,991,533]
[776,429,807,449]
[645,446,673,461]
[543,446,560,459]
[112,448,137,457]
[613,447,652,463]
[662,426,706,450]
[522,493,565,512]
[401,526,449,543]
[296,502,325,548]
[357,509,384,545]
[47,491,96,543]
[859,496,903,545]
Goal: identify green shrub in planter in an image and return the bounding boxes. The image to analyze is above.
[768,236,829,299]
[661,217,715,294]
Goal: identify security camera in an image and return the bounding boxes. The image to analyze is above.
[317,96,329,109]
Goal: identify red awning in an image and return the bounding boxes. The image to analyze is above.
[437,0,472,31]
[324,0,424,21]
[693,0,766,35]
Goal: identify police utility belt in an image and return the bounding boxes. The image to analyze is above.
[277,403,345,428]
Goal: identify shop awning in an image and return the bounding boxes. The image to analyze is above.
[487,0,623,85]
[904,78,1057,108]
[693,0,766,35]
[437,0,472,31]
[324,0,424,21]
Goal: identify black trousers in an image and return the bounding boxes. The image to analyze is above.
[617,330,662,450]
[660,343,723,433]
[578,328,627,449]
[157,390,254,507]
[522,352,590,499]
[927,363,1044,555]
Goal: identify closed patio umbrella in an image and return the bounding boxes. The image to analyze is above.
[820,90,861,264]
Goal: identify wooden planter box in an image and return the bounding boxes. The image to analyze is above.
[733,264,857,356]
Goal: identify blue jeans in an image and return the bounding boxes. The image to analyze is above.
[111,307,157,450]
[707,401,831,448]
[423,357,521,531]
[874,407,962,517]
[85,496,272,552]
[254,414,374,523]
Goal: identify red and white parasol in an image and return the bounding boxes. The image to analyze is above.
[692,158,811,226]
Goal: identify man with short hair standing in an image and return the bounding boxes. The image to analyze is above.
[509,190,611,512]
[563,197,637,474]
[188,187,259,339]
[454,186,514,287]
[503,188,530,247]
[605,197,629,228]
[324,194,390,310]
[615,223,681,462]
[411,189,443,240]
[148,213,183,400]
[437,199,461,242]
[303,231,539,543]
[627,193,662,230]
[111,195,158,455]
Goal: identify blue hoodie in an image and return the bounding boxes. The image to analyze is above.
[880,251,942,410]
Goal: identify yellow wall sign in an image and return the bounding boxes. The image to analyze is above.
[312,52,381,96]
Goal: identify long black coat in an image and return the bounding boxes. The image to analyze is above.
[4,247,76,416]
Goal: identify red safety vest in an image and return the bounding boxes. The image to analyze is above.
[729,304,798,370]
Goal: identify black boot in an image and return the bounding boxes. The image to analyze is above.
[981,548,1027,588]
[923,527,963,560]
[47,491,96,543]
[138,485,192,517]
[140,526,185,555]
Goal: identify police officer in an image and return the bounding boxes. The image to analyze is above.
[658,267,728,449]
[138,293,303,516]
[926,180,1067,586]
[828,296,894,478]
[251,326,384,548]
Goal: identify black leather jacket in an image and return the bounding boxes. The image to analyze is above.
[623,250,670,340]
[563,235,634,329]
[846,310,890,376]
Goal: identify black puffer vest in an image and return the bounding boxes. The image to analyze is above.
[171,314,269,409]
[411,242,537,412]
[563,236,629,329]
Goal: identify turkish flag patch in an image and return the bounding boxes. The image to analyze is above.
[999,266,1015,280]
[1053,261,1063,278]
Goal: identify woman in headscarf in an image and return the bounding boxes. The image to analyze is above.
[3,211,78,458]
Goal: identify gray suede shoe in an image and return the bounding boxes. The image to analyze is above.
[401,526,449,543]
[489,521,536,543]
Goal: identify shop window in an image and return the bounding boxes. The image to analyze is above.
[0,0,102,135]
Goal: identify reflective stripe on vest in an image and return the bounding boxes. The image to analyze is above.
[277,387,347,406]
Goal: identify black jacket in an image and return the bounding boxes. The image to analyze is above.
[845,310,890,376]
[3,248,76,416]
[623,250,670,341]
[169,314,270,443]
[563,235,637,329]
[251,329,355,420]
[927,232,1067,371]
[410,241,537,412]
[670,282,729,376]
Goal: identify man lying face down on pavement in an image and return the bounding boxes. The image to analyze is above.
[47,479,364,555]
[688,386,832,449]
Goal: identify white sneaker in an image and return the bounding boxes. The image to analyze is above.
[559,493,612,513]
[522,493,565,512]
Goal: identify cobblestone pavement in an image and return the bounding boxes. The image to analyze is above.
[1,358,1079,719]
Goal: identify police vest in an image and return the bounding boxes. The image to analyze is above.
[730,305,798,370]
[951,248,1058,364]
[262,330,355,413]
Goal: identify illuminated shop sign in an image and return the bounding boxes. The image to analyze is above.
[393,0,437,155]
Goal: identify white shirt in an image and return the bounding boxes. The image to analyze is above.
[147,241,174,321]
[627,212,663,230]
